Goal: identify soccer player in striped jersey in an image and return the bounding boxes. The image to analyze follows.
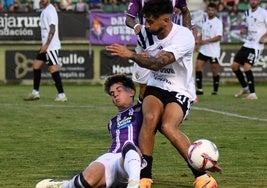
[24,0,67,102]
[106,1,221,187]
[35,74,143,188]
[125,0,195,104]
[231,0,267,100]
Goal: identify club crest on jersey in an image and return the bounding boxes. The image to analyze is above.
[117,116,134,130]
[158,46,163,50]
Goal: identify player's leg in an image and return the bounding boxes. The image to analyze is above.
[121,142,141,188]
[195,54,206,95]
[244,62,257,99]
[139,88,164,187]
[210,59,220,95]
[231,47,249,97]
[138,83,147,104]
[24,54,45,100]
[160,96,218,188]
[47,50,67,102]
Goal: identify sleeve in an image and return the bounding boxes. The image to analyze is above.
[264,9,267,27]
[216,20,223,37]
[47,8,57,26]
[126,0,141,18]
[175,0,187,9]
[164,29,194,61]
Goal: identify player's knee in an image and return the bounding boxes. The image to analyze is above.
[143,113,157,128]
[122,142,137,158]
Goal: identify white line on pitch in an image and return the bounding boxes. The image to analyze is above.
[192,106,267,122]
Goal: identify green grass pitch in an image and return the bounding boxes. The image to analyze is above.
[0,84,266,188]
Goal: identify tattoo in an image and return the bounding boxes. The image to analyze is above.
[181,7,191,28]
[126,15,137,29]
[131,51,175,71]
[46,25,55,46]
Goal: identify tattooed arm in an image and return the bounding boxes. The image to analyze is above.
[180,6,191,29]
[131,50,175,71]
[46,24,55,46]
[106,44,175,71]
[40,24,55,53]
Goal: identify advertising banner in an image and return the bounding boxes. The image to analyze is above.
[0,12,41,40]
[0,12,87,41]
[203,49,267,79]
[100,49,267,80]
[5,50,94,80]
[89,12,137,45]
[100,49,134,79]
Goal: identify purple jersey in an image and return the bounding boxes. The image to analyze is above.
[126,0,187,24]
[108,104,142,153]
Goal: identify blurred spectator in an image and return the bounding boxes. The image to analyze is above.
[88,0,102,10]
[59,0,73,11]
[23,3,32,12]
[205,0,222,6]
[32,0,40,11]
[217,1,227,16]
[53,1,61,11]
[13,0,22,12]
[4,0,14,11]
[74,0,88,12]
[102,0,127,12]
[223,0,239,15]
[0,0,5,11]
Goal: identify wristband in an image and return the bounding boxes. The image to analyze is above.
[134,24,141,30]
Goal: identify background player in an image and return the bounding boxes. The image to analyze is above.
[231,0,267,100]
[24,0,67,102]
[195,3,223,95]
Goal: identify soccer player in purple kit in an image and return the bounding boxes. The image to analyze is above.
[35,74,143,188]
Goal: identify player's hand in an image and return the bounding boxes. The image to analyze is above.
[106,44,134,59]
[206,164,222,173]
[40,44,48,53]
[134,24,143,35]
[240,28,247,35]
[139,52,149,57]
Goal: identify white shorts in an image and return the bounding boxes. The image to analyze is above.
[131,63,151,84]
[92,153,128,187]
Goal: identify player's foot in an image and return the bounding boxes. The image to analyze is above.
[35,179,68,188]
[127,179,139,188]
[24,91,40,101]
[196,89,204,95]
[55,93,67,102]
[139,178,153,188]
[211,91,218,95]
[234,87,249,97]
[194,97,199,103]
[193,174,217,188]
[245,93,257,100]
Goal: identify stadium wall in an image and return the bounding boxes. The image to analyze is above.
[1,42,267,85]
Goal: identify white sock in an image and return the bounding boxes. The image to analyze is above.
[32,89,39,94]
[124,150,141,181]
[62,176,76,188]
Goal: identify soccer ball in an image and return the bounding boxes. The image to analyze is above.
[187,139,219,171]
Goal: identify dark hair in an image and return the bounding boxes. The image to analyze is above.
[141,0,173,19]
[104,74,136,95]
[208,2,217,10]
